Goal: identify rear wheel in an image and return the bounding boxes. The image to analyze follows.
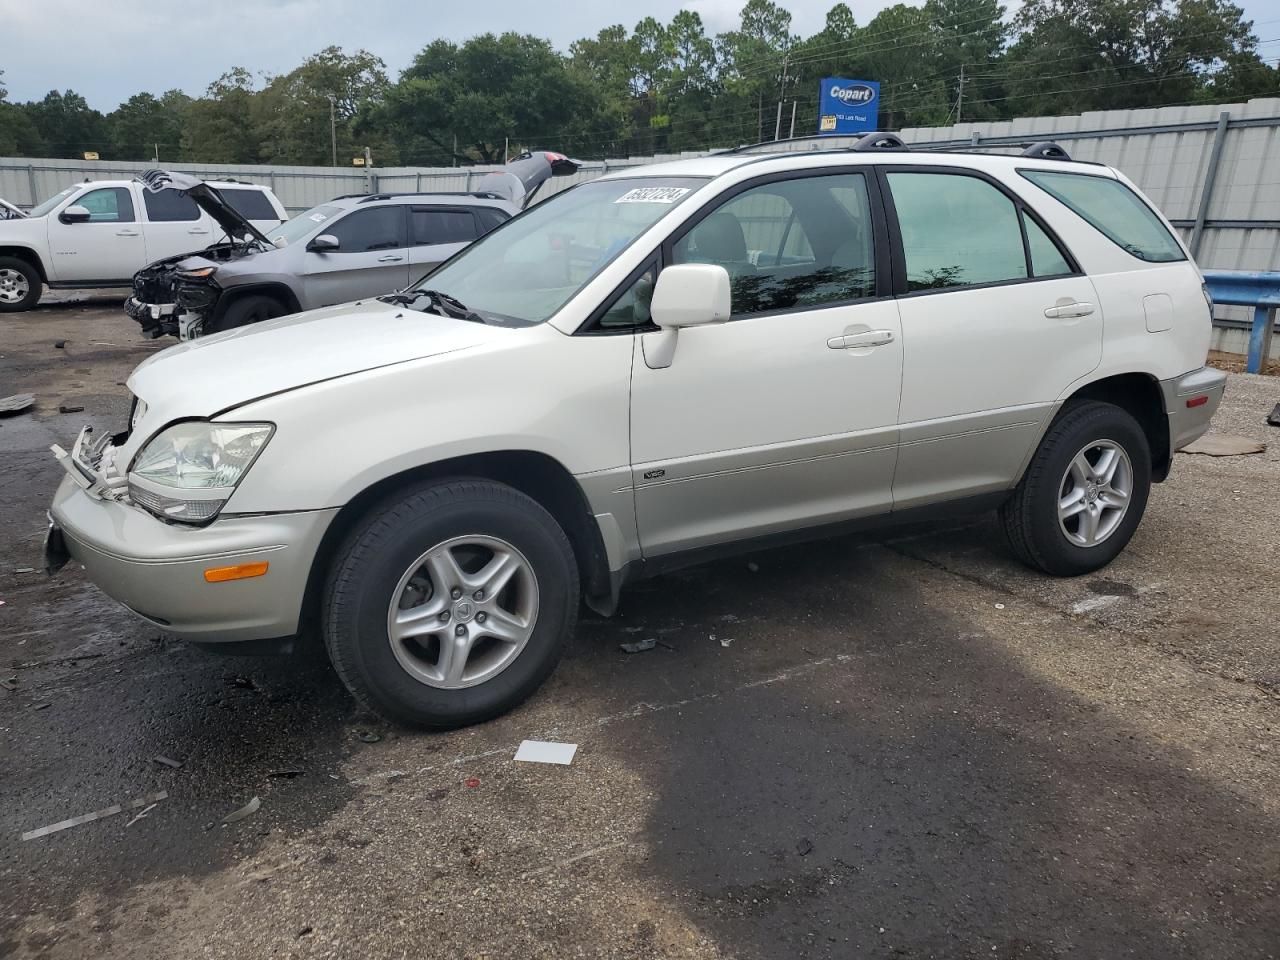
[1000,400,1151,576]
[0,257,41,312]
[208,293,288,334]
[323,479,579,728]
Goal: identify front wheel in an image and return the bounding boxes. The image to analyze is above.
[206,293,288,335]
[0,257,41,312]
[323,479,579,728]
[1000,400,1152,576]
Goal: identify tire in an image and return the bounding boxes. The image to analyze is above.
[323,478,579,728]
[0,257,42,312]
[207,293,288,334]
[1000,400,1152,576]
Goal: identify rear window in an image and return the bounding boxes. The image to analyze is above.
[219,187,280,223]
[1020,170,1184,263]
[412,208,479,245]
[143,188,200,222]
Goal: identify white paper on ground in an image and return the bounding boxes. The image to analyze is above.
[514,740,578,765]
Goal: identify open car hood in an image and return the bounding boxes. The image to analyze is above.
[475,151,582,208]
[135,169,271,247]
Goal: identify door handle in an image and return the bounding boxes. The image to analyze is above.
[188,228,210,235]
[828,329,895,349]
[1045,301,1095,319]
[377,255,404,263]
[116,229,140,237]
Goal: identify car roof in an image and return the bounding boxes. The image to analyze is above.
[326,193,515,211]
[68,178,269,190]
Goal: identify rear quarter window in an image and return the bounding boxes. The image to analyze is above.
[219,187,281,223]
[1020,170,1184,263]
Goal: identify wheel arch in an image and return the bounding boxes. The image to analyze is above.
[0,245,47,283]
[298,450,615,640]
[1057,372,1170,482]
[213,282,301,322]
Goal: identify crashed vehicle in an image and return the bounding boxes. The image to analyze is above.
[0,198,26,220]
[127,152,581,340]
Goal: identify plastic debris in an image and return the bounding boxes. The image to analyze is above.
[53,340,66,349]
[796,837,813,856]
[21,791,168,841]
[267,768,305,779]
[620,638,656,654]
[0,676,16,691]
[1268,403,1280,427]
[1181,434,1266,456]
[0,394,34,416]
[14,567,34,574]
[58,404,84,414]
[514,740,577,765]
[152,755,183,769]
[222,796,261,825]
[720,637,734,648]
[994,603,1006,610]
[34,702,50,710]
[124,802,160,828]
[358,731,381,743]
[465,777,481,788]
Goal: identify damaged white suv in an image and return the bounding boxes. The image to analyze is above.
[46,135,1225,728]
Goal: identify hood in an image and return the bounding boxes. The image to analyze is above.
[475,151,582,208]
[129,299,499,419]
[135,169,272,247]
[0,199,26,219]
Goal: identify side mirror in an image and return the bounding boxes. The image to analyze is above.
[308,233,340,252]
[59,205,91,224]
[643,264,731,369]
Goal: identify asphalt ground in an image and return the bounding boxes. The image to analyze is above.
[2,297,1278,959]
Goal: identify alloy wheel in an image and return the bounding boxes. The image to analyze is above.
[1057,439,1133,547]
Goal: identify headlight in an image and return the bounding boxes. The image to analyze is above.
[178,266,216,279]
[127,422,273,523]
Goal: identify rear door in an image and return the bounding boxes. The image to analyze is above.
[301,205,410,306]
[406,206,482,285]
[45,186,147,282]
[140,187,212,262]
[881,166,1102,508]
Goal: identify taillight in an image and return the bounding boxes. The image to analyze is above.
[1186,395,1208,408]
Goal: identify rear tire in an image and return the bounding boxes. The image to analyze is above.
[323,479,579,728]
[208,293,288,334]
[0,257,41,312]
[1000,400,1151,576]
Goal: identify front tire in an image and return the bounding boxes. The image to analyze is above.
[323,479,579,728]
[0,257,41,312]
[207,293,288,334]
[1000,400,1151,576]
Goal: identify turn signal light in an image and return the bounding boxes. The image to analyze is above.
[203,561,269,583]
[1185,395,1209,408]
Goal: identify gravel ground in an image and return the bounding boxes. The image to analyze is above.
[2,301,1278,959]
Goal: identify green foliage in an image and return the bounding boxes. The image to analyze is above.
[0,0,1275,164]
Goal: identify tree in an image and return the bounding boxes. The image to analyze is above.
[182,69,261,163]
[716,0,797,144]
[0,72,47,156]
[26,90,107,158]
[107,91,188,161]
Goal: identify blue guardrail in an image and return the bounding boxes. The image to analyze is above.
[1202,270,1280,374]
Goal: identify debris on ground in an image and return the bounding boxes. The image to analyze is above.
[20,791,168,841]
[15,567,34,574]
[34,702,50,710]
[152,755,183,769]
[267,768,305,779]
[514,740,578,765]
[0,676,16,691]
[124,801,160,828]
[1180,434,1266,456]
[53,340,66,349]
[995,603,1006,610]
[221,797,261,825]
[620,638,657,654]
[357,731,381,743]
[720,637,734,648]
[58,404,84,414]
[1267,403,1280,427]
[796,837,813,856]
[464,777,481,788]
[746,562,760,572]
[0,394,34,416]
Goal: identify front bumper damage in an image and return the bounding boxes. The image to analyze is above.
[47,424,335,643]
[128,266,220,339]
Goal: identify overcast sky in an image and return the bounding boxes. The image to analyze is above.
[2,0,1276,110]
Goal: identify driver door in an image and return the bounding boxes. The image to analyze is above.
[628,171,903,558]
[302,205,410,306]
[46,186,148,282]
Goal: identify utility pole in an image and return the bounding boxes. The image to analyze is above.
[504,136,509,163]
[789,101,797,139]
[955,65,965,125]
[774,52,790,141]
[327,95,337,167]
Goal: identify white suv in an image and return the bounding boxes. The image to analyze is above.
[0,177,286,311]
[45,136,1225,728]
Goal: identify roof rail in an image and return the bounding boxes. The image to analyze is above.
[852,131,908,152]
[326,191,505,203]
[1020,141,1072,161]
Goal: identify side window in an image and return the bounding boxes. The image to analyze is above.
[76,188,136,223]
[888,172,1027,291]
[220,188,280,223]
[1020,169,1184,263]
[326,207,405,253]
[411,208,480,246]
[474,207,509,235]
[1025,216,1073,277]
[672,173,876,316]
[597,263,658,330]
[142,188,200,222]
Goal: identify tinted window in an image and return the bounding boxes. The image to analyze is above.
[76,187,135,223]
[474,207,509,234]
[143,188,200,222]
[1025,216,1073,277]
[220,188,279,222]
[412,208,479,245]
[672,173,876,316]
[597,263,657,330]
[1020,170,1184,263]
[889,172,1027,291]
[327,207,404,252]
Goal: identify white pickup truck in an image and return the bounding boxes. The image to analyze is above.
[0,177,287,311]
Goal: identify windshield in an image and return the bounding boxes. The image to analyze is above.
[268,203,343,247]
[29,186,78,218]
[413,176,707,324]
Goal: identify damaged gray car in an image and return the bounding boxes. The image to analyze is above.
[127,151,581,339]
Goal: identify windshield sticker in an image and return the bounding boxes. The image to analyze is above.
[309,212,329,222]
[614,187,690,204]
